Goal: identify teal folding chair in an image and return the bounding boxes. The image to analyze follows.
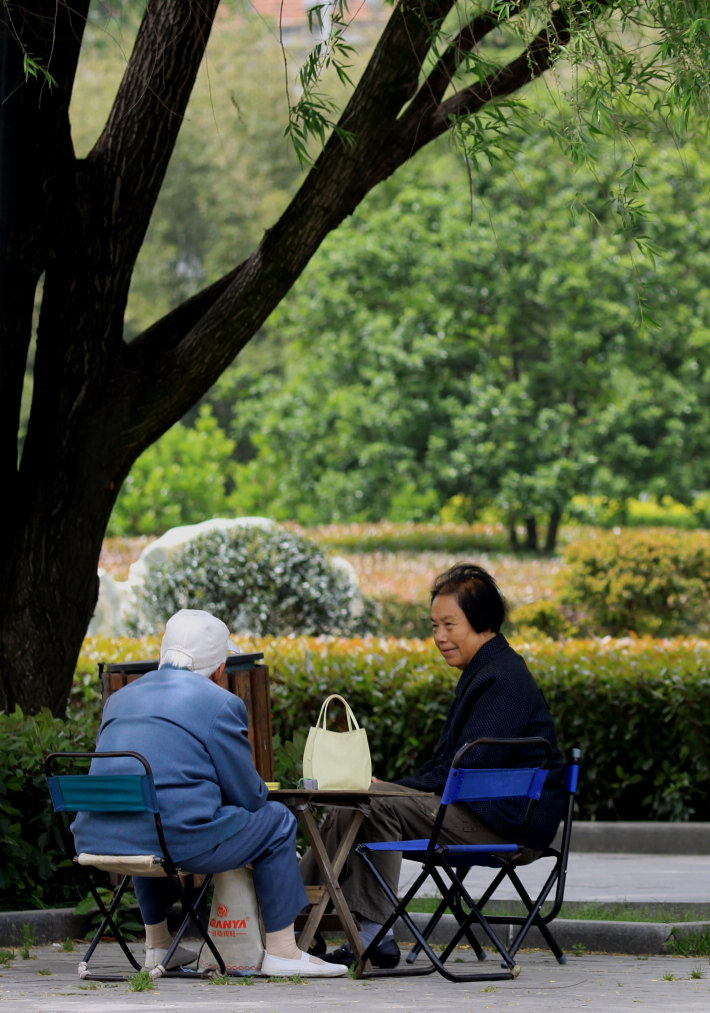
[45,750,226,981]
[354,736,553,982]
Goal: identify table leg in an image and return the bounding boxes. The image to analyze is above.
[297,805,366,958]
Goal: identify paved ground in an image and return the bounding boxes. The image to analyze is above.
[3,838,709,1012]
[2,942,709,1013]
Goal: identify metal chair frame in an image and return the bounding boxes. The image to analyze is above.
[45,750,226,981]
[354,736,554,982]
[405,746,581,967]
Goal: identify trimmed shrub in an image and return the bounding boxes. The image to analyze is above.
[508,599,578,640]
[126,524,379,637]
[559,529,710,637]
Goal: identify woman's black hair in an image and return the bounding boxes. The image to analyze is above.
[430,563,507,633]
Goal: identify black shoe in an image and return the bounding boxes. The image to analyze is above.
[323,938,400,969]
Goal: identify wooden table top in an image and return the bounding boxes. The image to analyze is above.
[268,786,429,803]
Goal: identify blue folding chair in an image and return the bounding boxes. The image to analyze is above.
[404,746,581,968]
[45,750,226,981]
[354,736,553,982]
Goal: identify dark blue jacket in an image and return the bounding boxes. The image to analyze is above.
[397,635,566,849]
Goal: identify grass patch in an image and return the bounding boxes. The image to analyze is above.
[668,928,710,957]
[128,970,155,991]
[405,897,710,924]
[208,974,255,985]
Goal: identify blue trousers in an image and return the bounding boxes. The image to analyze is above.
[133,801,307,934]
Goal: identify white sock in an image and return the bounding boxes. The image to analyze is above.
[359,917,394,949]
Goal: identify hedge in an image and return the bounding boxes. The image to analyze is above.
[260,634,710,824]
[3,632,709,910]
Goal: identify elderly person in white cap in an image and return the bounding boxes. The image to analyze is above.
[71,609,346,978]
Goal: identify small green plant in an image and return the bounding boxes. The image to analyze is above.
[38,968,51,975]
[19,923,34,959]
[662,972,677,981]
[690,966,705,979]
[0,949,14,966]
[60,937,75,952]
[128,969,155,991]
[482,984,496,992]
[570,942,587,956]
[209,973,255,985]
[669,928,710,957]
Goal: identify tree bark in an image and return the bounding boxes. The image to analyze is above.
[545,508,562,554]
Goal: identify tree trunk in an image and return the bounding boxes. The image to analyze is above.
[545,507,562,554]
[525,515,538,553]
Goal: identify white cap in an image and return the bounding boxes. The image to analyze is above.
[160,609,240,674]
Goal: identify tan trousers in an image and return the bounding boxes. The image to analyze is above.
[299,781,539,925]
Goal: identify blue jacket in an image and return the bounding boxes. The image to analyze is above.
[71,667,268,863]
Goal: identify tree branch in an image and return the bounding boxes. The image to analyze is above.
[87,0,220,274]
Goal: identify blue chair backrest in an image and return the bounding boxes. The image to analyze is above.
[442,765,549,806]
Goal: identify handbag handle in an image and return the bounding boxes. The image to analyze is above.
[315,694,361,731]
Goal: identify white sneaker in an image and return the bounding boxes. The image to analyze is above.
[260,950,349,977]
[143,943,198,971]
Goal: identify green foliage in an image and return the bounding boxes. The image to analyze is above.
[212,124,710,549]
[127,523,379,637]
[74,887,143,941]
[107,406,237,537]
[0,707,96,911]
[285,2,356,166]
[559,530,710,636]
[509,600,579,641]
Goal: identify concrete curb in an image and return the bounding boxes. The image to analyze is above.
[0,907,91,947]
[566,821,710,854]
[400,913,710,957]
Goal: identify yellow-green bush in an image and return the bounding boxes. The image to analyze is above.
[559,529,710,637]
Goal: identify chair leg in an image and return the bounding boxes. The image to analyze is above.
[483,863,566,964]
[355,850,520,983]
[406,869,487,965]
[77,875,143,981]
[504,867,563,960]
[154,874,227,979]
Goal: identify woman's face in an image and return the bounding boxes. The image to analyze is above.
[431,593,493,670]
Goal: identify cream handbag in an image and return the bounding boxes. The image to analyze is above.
[302,694,372,790]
